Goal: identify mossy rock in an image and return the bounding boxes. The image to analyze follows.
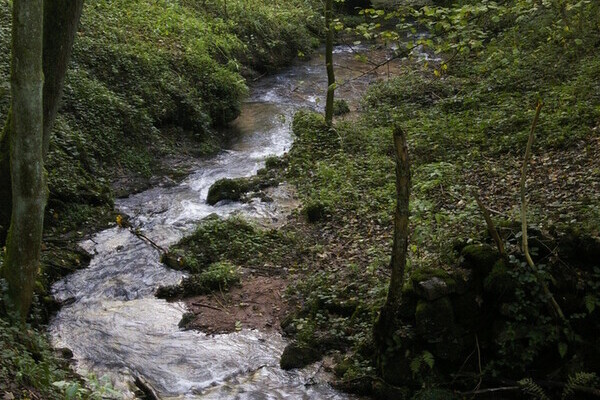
[280,342,321,370]
[160,252,187,271]
[206,178,249,205]
[155,284,182,299]
[178,312,195,329]
[460,244,500,276]
[451,291,481,330]
[483,259,515,298]
[333,99,350,116]
[410,268,463,301]
[415,298,456,343]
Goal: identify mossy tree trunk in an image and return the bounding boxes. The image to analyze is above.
[42,0,84,157]
[374,125,411,368]
[0,113,12,241]
[324,0,335,126]
[3,0,46,320]
[0,0,84,245]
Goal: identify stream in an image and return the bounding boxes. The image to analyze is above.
[49,46,402,399]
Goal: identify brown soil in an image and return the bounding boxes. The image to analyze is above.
[183,273,290,335]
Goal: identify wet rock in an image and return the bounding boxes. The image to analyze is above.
[160,252,186,270]
[280,342,321,370]
[280,314,297,336]
[56,347,74,359]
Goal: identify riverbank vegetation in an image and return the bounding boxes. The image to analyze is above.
[165,1,600,399]
[0,0,320,397]
[1,0,599,398]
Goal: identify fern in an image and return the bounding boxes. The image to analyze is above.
[518,378,550,400]
[562,372,599,400]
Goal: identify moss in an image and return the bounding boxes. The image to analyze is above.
[460,244,500,277]
[483,259,515,298]
[178,312,195,329]
[206,177,249,205]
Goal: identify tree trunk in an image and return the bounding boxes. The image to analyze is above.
[324,0,335,126]
[0,112,11,241]
[374,125,411,364]
[3,0,46,320]
[42,0,85,157]
[0,0,84,245]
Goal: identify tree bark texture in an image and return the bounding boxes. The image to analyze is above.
[0,0,84,245]
[374,125,411,356]
[3,0,46,320]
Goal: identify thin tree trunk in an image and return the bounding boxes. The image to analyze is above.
[324,0,335,126]
[3,0,46,320]
[374,125,411,362]
[42,0,85,157]
[520,102,565,322]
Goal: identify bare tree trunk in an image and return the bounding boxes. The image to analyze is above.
[324,0,335,126]
[3,0,46,320]
[374,125,411,364]
[0,0,84,245]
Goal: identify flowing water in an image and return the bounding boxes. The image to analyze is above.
[49,46,403,399]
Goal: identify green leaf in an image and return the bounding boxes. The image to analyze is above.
[585,295,596,313]
[558,342,568,359]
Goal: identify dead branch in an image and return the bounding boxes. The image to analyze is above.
[475,193,506,257]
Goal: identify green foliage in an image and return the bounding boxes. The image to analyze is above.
[0,0,320,219]
[181,261,241,296]
[562,372,599,400]
[518,378,550,400]
[167,216,300,273]
[333,99,350,116]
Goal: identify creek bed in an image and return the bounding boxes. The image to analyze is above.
[50,45,402,399]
